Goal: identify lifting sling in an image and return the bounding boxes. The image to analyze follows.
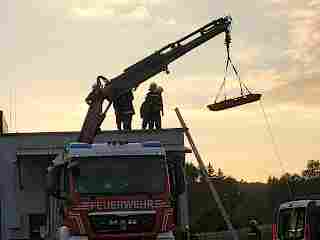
[207,31,261,111]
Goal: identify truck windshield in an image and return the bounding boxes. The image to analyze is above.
[72,155,167,195]
[278,207,306,240]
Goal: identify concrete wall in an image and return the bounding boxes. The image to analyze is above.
[10,156,52,239]
[0,138,20,240]
[0,128,188,240]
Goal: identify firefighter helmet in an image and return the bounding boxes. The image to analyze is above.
[157,86,164,93]
[149,82,157,92]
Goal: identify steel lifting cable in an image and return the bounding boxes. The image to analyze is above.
[226,41,243,96]
[226,44,253,97]
[214,33,251,103]
[215,57,230,102]
[258,100,293,200]
[214,32,232,103]
[228,56,251,96]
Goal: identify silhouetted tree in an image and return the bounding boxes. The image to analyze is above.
[189,172,244,232]
[302,160,320,178]
[185,161,200,184]
[207,162,215,177]
[217,168,225,179]
[189,160,320,233]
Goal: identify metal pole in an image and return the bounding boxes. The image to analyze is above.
[174,107,239,240]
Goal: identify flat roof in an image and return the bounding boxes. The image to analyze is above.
[0,128,192,156]
[0,127,185,137]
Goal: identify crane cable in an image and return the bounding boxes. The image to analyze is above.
[214,34,251,103]
[258,100,293,200]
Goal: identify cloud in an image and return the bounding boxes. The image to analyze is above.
[264,76,320,108]
[71,4,151,22]
[67,0,176,25]
[72,7,115,18]
[286,0,320,74]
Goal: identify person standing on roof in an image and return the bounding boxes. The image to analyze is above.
[140,83,163,130]
[140,98,150,130]
[155,86,164,128]
[140,83,156,130]
[113,90,135,130]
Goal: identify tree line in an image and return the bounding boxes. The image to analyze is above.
[186,160,320,233]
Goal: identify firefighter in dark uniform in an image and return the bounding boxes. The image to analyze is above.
[157,86,164,128]
[140,100,149,130]
[140,83,163,130]
[113,90,135,130]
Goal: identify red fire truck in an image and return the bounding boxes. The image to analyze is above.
[45,15,233,240]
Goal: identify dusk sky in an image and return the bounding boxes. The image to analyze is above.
[1,0,319,182]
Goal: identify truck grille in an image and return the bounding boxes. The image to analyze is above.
[89,212,156,233]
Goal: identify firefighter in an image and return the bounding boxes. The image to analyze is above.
[140,83,157,130]
[155,86,164,128]
[141,83,163,130]
[113,90,135,130]
[140,99,150,130]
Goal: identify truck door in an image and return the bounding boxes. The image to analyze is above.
[277,207,306,240]
[307,202,320,240]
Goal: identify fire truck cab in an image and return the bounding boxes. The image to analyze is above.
[273,198,320,240]
[47,141,175,240]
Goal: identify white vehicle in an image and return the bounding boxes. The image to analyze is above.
[272,198,320,240]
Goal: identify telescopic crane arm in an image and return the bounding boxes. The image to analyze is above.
[78,15,232,143]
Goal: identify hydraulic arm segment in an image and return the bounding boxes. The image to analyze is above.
[79,16,232,143]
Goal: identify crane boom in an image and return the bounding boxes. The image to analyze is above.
[78,16,232,143]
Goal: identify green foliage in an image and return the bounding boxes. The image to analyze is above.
[185,161,200,183]
[188,160,320,233]
[188,172,244,232]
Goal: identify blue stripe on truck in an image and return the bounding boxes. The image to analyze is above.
[143,142,161,147]
[69,144,92,149]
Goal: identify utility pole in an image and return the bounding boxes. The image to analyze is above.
[175,107,239,240]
